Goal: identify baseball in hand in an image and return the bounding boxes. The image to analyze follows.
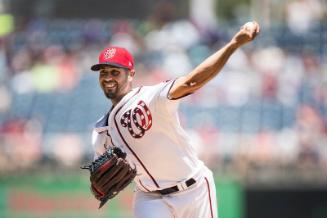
[243,22,256,31]
[232,21,260,45]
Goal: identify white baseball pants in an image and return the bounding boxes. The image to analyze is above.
[133,167,218,218]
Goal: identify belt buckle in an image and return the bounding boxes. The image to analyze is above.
[177,182,188,191]
[157,178,196,195]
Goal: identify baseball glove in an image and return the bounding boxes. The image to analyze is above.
[81,147,136,208]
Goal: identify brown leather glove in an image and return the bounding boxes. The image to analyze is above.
[81,147,136,208]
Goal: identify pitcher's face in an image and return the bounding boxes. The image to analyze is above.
[99,66,135,103]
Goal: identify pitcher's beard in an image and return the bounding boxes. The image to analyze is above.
[102,78,130,101]
[104,89,117,99]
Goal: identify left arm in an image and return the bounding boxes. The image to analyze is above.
[168,21,260,99]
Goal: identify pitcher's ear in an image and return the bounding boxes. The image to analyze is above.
[129,69,135,77]
[128,70,135,82]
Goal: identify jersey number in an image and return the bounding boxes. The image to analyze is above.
[120,101,152,138]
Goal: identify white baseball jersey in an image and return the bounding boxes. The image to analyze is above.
[92,80,205,191]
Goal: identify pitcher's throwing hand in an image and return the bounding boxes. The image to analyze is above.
[231,21,260,47]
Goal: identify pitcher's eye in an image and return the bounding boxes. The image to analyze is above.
[111,70,120,76]
[100,70,108,76]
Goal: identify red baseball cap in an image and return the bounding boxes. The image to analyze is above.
[91,46,134,71]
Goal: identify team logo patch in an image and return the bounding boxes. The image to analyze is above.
[104,48,116,59]
[120,101,152,138]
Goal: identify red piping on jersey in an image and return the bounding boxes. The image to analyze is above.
[167,79,193,100]
[114,87,160,188]
[205,177,214,218]
[105,131,116,149]
[138,179,151,192]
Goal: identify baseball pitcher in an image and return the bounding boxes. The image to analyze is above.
[83,21,260,218]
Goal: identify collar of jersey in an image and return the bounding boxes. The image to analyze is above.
[94,88,139,133]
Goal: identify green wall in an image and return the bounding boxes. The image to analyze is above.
[0,172,243,218]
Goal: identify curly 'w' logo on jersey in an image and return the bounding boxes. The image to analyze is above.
[120,101,152,138]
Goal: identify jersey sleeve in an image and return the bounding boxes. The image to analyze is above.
[91,129,107,160]
[155,80,181,113]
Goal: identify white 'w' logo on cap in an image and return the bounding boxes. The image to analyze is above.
[104,48,116,59]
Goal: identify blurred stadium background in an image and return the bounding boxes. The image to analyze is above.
[0,0,326,217]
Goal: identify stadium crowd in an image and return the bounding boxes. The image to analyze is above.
[0,0,326,183]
